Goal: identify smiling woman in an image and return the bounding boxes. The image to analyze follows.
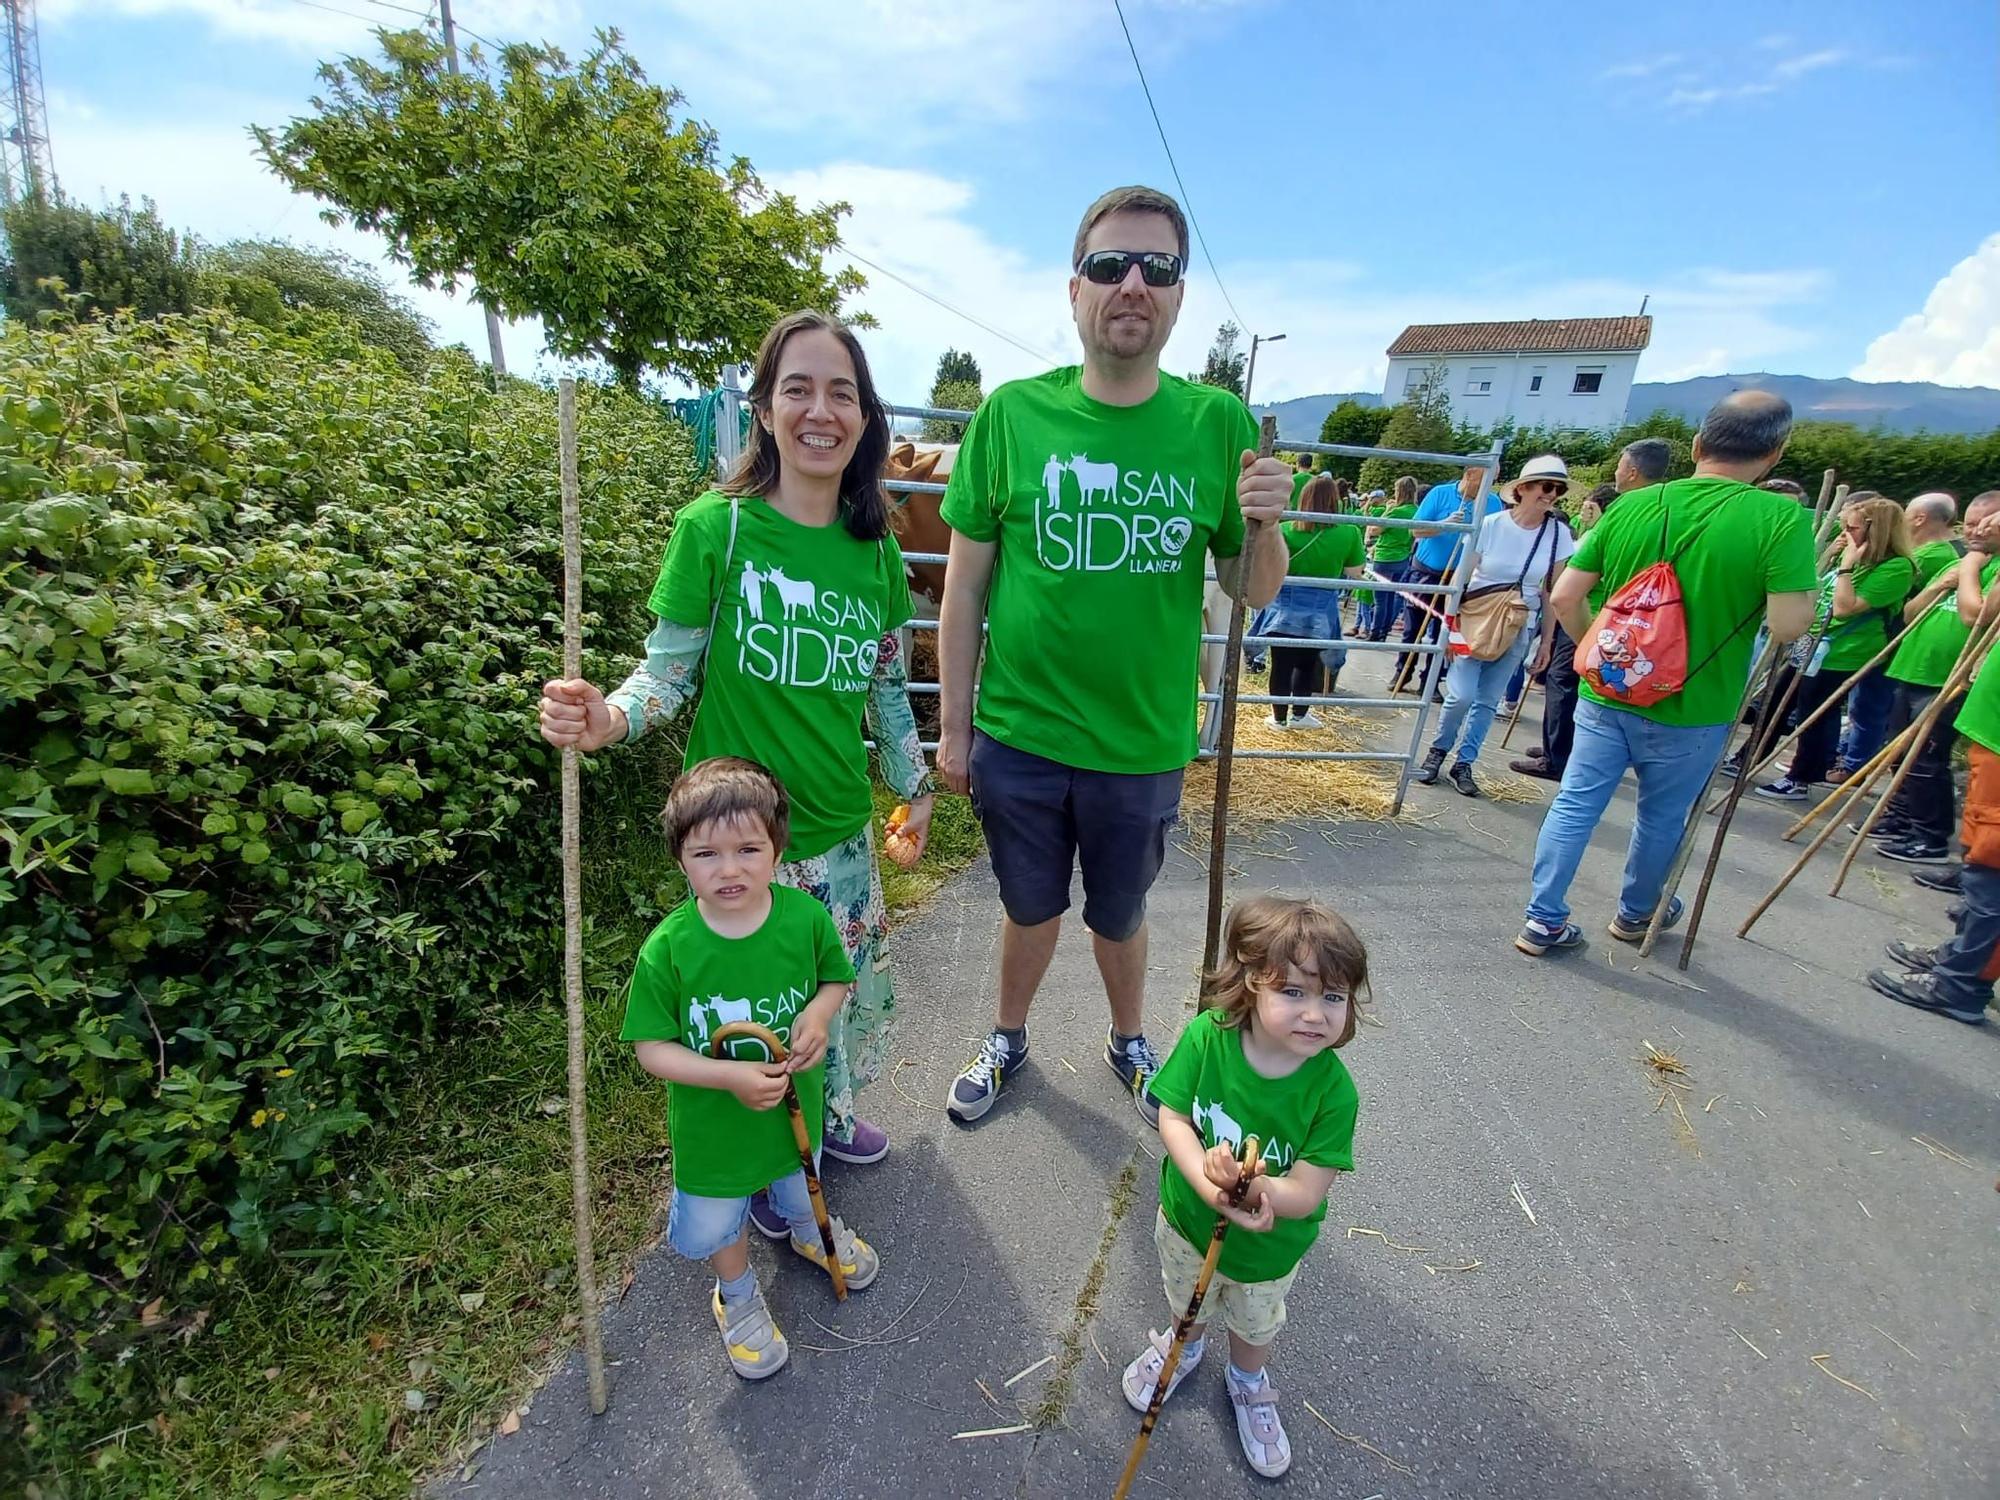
[535,309,935,1189]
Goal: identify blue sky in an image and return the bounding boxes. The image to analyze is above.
[41,0,2000,407]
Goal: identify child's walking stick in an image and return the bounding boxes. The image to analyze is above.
[708,1020,847,1301]
[1111,1135,1267,1500]
[557,379,611,1414]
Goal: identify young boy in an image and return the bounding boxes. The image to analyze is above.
[621,756,881,1380]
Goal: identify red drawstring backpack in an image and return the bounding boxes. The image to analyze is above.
[1576,490,1750,708]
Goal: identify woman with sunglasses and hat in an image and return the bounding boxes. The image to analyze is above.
[1415,455,1578,797]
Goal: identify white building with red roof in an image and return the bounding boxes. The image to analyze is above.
[1383,316,1654,430]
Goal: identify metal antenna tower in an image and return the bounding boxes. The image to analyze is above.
[1,0,55,206]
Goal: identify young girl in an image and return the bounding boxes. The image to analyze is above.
[1122,895,1367,1479]
[1262,476,1366,730]
[622,757,881,1382]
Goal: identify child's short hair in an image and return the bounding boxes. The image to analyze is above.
[659,756,789,859]
[1201,894,1370,1046]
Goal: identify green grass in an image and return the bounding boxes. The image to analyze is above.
[12,770,984,1500]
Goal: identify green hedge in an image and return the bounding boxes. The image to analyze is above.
[0,309,695,1396]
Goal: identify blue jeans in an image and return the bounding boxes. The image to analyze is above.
[1245,604,1275,671]
[1431,629,1534,767]
[668,1157,820,1260]
[1370,558,1411,639]
[1526,700,1730,929]
[1319,607,1347,686]
[1837,664,1892,772]
[1505,659,1527,704]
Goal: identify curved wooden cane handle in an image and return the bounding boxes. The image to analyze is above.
[708,1019,788,1062]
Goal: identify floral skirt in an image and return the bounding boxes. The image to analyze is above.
[774,823,894,1139]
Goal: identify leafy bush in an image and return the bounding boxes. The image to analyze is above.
[0,195,201,325]
[200,239,434,369]
[0,308,696,1396]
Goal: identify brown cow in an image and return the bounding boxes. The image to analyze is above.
[885,441,956,738]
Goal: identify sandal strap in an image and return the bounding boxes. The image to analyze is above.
[1230,1379,1280,1407]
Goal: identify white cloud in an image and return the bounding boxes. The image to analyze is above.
[1772,47,1847,80]
[1660,41,1860,112]
[1599,53,1683,81]
[1852,232,2000,387]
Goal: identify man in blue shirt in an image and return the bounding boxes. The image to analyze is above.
[1392,466,1503,692]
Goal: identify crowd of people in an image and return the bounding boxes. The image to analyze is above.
[533,182,1992,1483]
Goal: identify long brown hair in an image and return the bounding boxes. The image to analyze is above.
[1394,475,1418,507]
[1200,894,1370,1047]
[718,309,892,541]
[1841,495,1912,569]
[1297,474,1340,530]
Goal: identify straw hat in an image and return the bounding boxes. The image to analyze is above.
[1502,453,1571,505]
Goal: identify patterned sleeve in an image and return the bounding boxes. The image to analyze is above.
[604,616,706,744]
[866,627,936,800]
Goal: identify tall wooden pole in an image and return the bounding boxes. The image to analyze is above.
[559,379,610,1415]
[1203,415,1278,976]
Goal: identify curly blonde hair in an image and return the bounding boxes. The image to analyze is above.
[1200,894,1371,1047]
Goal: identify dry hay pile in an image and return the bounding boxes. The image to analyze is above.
[1179,680,1548,838]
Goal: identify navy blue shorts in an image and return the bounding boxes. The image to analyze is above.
[968,731,1183,941]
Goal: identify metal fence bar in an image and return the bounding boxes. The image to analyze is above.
[885,403,976,425]
[1196,748,1414,763]
[1200,631,1444,654]
[1201,693,1417,710]
[1274,436,1495,467]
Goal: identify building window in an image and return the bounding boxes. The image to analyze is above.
[1403,366,1426,394]
[1464,365,1496,396]
[1572,367,1605,395]
[1528,367,1545,394]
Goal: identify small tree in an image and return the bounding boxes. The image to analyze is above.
[1357,361,1458,494]
[932,347,981,389]
[1192,321,1246,398]
[256,28,865,389]
[0,193,201,323]
[922,379,983,443]
[202,239,434,367]
[1316,398,1392,482]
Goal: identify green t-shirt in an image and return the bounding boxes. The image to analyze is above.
[619,886,855,1198]
[940,368,1253,774]
[1371,503,1418,564]
[1893,555,1998,688]
[648,492,914,859]
[1149,1009,1359,1284]
[1281,519,1364,578]
[1913,538,1960,586]
[1571,477,1817,727]
[1815,555,1916,673]
[1957,648,2000,754]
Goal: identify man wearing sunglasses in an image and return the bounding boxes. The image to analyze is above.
[935,184,1290,1126]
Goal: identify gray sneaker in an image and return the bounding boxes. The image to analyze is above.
[1104,1028,1163,1126]
[1226,1365,1292,1478]
[947,1028,1027,1124]
[711,1285,789,1381]
[789,1214,881,1291]
[1121,1328,1205,1412]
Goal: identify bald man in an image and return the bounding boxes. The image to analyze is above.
[1518,391,1816,956]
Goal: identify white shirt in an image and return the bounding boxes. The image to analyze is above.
[1469,508,1576,609]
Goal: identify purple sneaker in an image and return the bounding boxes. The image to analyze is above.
[823,1117,889,1166]
[747,1191,789,1240]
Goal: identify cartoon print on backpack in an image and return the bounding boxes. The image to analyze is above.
[1591,629,1655,697]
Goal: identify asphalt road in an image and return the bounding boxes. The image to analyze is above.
[441,660,2000,1500]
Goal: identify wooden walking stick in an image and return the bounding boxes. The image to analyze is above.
[1738,618,2000,939]
[1779,717,1924,841]
[708,1020,846,1300]
[1829,616,2000,897]
[1111,1135,1266,1500]
[1637,635,1781,959]
[1499,682,1531,749]
[1203,415,1278,976]
[557,378,611,1414]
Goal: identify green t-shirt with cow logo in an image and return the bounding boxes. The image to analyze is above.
[1149,1009,1359,1284]
[940,368,1252,774]
[619,886,855,1198]
[648,492,914,859]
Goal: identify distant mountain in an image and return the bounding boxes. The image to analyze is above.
[1255,376,2000,439]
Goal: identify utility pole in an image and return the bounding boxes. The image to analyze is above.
[0,0,56,207]
[437,0,509,377]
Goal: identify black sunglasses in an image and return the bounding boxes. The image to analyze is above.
[1076,249,1186,288]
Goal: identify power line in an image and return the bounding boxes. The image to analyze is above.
[844,247,1064,370]
[1109,0,1247,334]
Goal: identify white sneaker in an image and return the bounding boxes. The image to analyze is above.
[1122,1329,1204,1412]
[1289,711,1326,730]
[1263,714,1290,731]
[1226,1365,1292,1478]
